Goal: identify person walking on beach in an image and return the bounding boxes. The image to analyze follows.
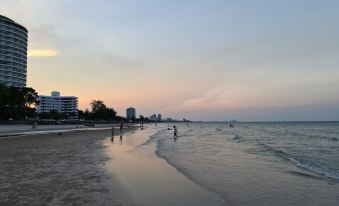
[173,125,178,140]
[120,122,123,134]
[111,125,115,142]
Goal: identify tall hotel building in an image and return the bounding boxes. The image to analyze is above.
[126,107,136,120]
[36,91,78,118]
[0,15,27,87]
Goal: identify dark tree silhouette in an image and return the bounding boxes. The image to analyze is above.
[90,100,117,120]
[0,84,39,120]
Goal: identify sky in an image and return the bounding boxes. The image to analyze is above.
[1,0,339,121]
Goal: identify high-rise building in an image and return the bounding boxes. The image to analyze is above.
[157,114,162,121]
[0,15,28,87]
[126,107,136,120]
[36,91,78,118]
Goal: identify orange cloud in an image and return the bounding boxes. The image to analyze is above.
[28,49,59,57]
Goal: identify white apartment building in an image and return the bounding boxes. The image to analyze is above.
[36,91,78,117]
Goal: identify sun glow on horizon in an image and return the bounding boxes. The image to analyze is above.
[11,0,339,121]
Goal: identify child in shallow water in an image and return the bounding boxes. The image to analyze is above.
[173,125,178,140]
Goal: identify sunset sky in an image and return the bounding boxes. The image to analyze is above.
[2,0,339,121]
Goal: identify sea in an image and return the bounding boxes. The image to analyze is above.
[146,122,339,206]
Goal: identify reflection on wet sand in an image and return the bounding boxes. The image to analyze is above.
[104,126,225,206]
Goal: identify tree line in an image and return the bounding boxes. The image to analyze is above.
[78,100,119,121]
[0,84,121,121]
[0,84,39,120]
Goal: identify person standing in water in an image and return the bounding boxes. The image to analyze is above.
[111,125,115,142]
[173,125,178,140]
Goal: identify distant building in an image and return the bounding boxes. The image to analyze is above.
[149,114,162,121]
[126,107,136,120]
[150,114,157,121]
[0,15,28,87]
[36,91,78,117]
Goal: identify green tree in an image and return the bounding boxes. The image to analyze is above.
[0,85,39,120]
[38,110,65,121]
[90,100,117,120]
[84,108,93,120]
[38,112,50,120]
[90,100,106,113]
[49,110,63,120]
[139,115,144,121]
[78,109,85,120]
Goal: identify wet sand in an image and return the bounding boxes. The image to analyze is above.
[1,125,226,206]
[0,127,135,206]
[0,124,118,137]
[104,126,226,206]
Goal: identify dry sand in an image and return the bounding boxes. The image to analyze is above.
[0,128,135,206]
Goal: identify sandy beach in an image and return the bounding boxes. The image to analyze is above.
[0,127,135,206]
[0,124,116,137]
[0,125,225,206]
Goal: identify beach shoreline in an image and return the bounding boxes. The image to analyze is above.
[0,123,131,137]
[103,125,226,206]
[0,126,137,206]
[0,124,225,206]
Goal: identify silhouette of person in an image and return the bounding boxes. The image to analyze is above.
[120,122,123,134]
[111,126,115,142]
[173,125,178,140]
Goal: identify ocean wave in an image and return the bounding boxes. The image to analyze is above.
[138,129,167,146]
[215,128,222,132]
[277,130,338,142]
[260,143,339,180]
[232,134,241,140]
[229,134,244,143]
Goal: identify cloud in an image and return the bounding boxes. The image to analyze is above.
[28,49,59,57]
[163,89,233,113]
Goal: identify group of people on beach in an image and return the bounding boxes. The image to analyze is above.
[111,121,183,142]
[110,122,234,144]
[111,122,124,142]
